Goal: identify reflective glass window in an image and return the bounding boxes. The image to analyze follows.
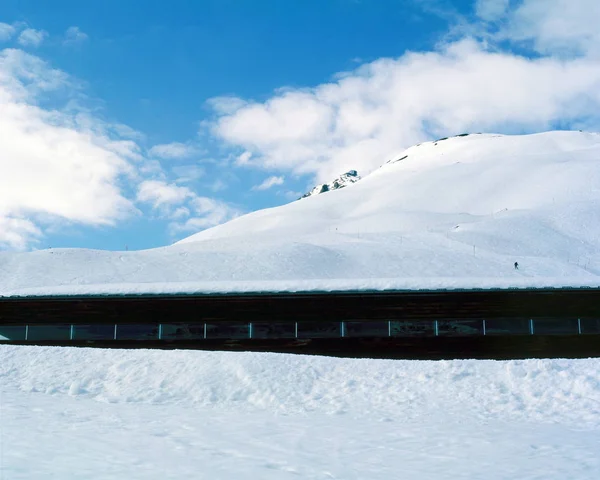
[116,324,159,340]
[0,326,26,341]
[438,319,484,336]
[205,322,249,339]
[581,319,600,334]
[533,319,579,335]
[484,319,530,335]
[344,321,389,337]
[27,325,71,341]
[297,322,341,338]
[390,320,434,337]
[161,323,205,340]
[73,324,115,340]
[251,322,296,339]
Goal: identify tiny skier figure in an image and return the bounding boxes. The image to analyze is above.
[514,262,519,270]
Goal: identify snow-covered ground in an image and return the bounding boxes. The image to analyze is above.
[1,131,600,296]
[1,345,599,479]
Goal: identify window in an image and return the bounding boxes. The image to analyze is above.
[251,322,296,339]
[390,320,434,337]
[115,324,159,340]
[0,326,26,341]
[580,319,600,334]
[297,321,341,338]
[73,324,115,340]
[533,319,579,335]
[160,323,205,340]
[344,321,389,337]
[205,322,249,339]
[26,325,71,341]
[484,319,530,335]
[437,319,483,336]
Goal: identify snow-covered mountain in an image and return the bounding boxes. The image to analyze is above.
[300,170,361,199]
[2,130,600,296]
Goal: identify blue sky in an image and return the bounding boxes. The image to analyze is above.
[0,0,599,251]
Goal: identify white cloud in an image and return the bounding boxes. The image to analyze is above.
[217,91,333,151]
[474,0,510,21]
[136,180,193,209]
[253,176,285,191]
[171,207,190,220]
[0,48,140,250]
[137,179,239,234]
[502,0,600,57]
[208,36,600,182]
[148,142,198,159]
[0,23,15,42]
[0,45,242,248]
[110,122,146,141]
[181,197,241,230]
[206,96,248,115]
[0,48,71,99]
[0,217,41,250]
[18,28,48,48]
[168,196,241,235]
[63,26,88,46]
[236,151,252,165]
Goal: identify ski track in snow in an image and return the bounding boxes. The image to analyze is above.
[1,346,600,478]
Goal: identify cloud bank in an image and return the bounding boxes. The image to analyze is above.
[0,48,141,249]
[206,0,600,182]
[0,48,236,249]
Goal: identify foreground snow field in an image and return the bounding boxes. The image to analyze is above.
[1,131,600,296]
[1,346,600,479]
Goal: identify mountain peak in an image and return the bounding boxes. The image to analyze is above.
[300,170,360,199]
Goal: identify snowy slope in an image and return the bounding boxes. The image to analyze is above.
[1,131,600,296]
[1,345,600,478]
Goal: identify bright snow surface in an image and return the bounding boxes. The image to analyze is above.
[2,131,600,296]
[1,346,599,478]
